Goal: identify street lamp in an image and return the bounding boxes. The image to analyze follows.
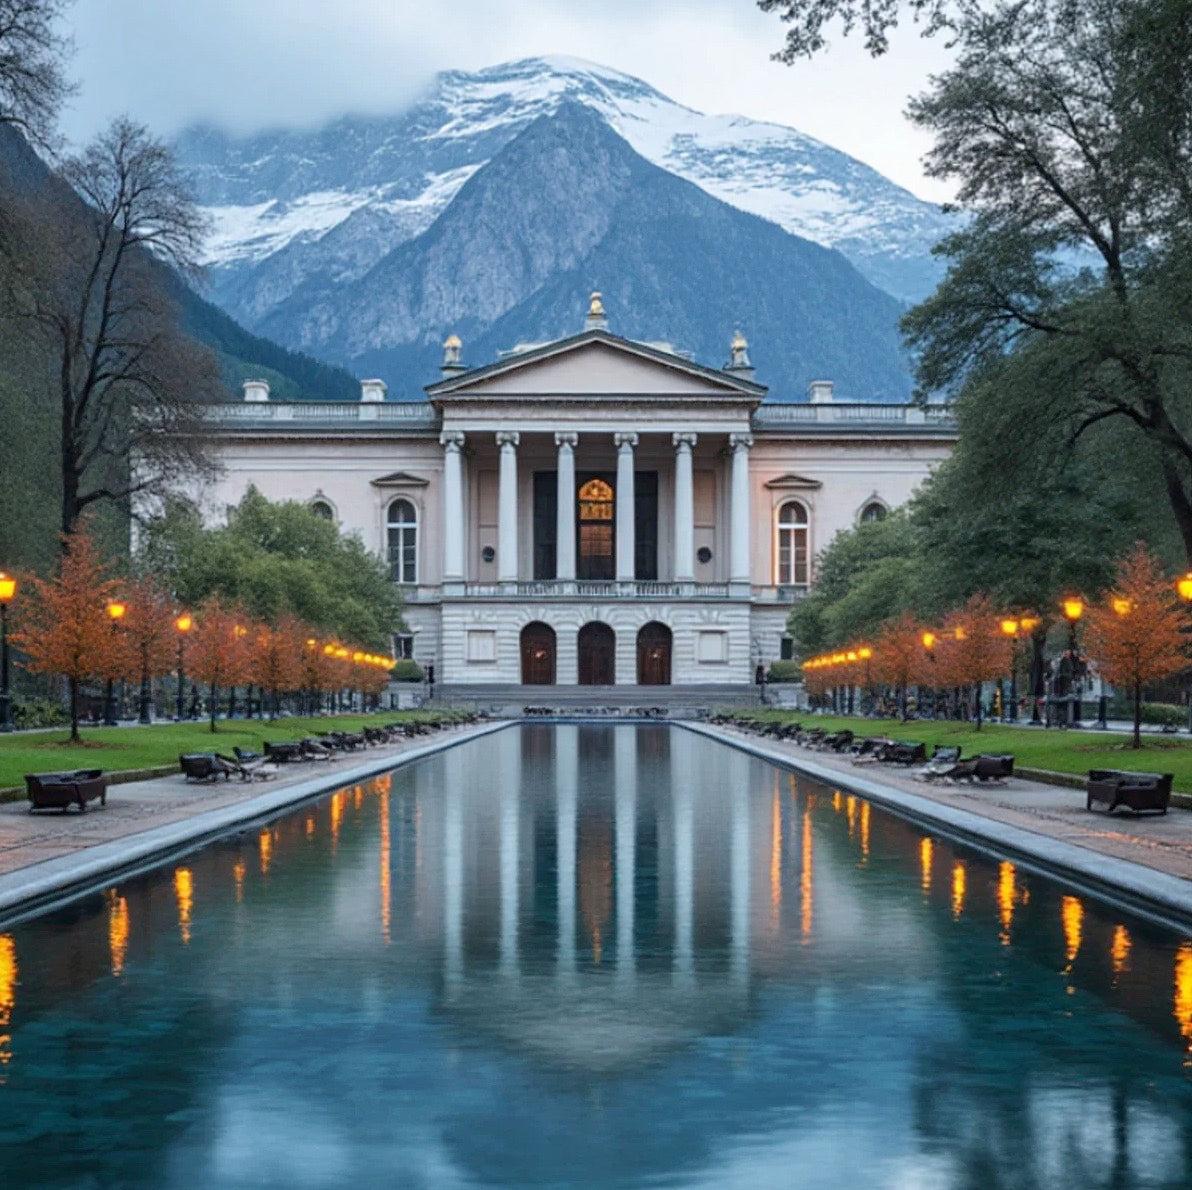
[999,618,1019,723]
[175,612,193,721]
[1177,574,1192,732]
[1061,596,1084,728]
[0,571,15,732]
[103,599,127,726]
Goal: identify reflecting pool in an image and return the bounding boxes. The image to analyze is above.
[2,724,1192,1187]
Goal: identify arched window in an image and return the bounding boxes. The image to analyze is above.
[859,501,888,524]
[387,499,417,584]
[309,499,334,521]
[776,501,809,587]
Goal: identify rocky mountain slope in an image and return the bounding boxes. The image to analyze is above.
[175,56,952,325]
[250,103,912,401]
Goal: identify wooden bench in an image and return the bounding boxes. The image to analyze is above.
[1087,769,1173,815]
[26,769,108,813]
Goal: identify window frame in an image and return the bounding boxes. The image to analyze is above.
[775,500,810,588]
[386,497,419,585]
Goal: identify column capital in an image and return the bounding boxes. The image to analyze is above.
[614,432,639,450]
[440,430,466,452]
[729,432,754,451]
[496,431,520,448]
[673,432,698,450]
[554,432,579,449]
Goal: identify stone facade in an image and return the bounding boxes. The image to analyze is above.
[194,313,956,688]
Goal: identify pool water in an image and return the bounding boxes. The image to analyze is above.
[1,724,1191,1188]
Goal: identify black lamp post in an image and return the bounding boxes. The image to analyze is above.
[0,571,15,732]
[103,599,127,726]
[1062,597,1084,728]
[175,612,192,720]
[1000,618,1019,723]
[1178,573,1192,733]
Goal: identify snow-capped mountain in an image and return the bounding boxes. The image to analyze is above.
[175,55,952,330]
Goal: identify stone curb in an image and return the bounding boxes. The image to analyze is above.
[0,721,510,926]
[685,723,1192,932]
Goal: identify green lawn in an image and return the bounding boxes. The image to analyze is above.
[0,710,465,793]
[727,710,1192,792]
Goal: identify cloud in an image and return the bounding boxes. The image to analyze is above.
[60,0,955,200]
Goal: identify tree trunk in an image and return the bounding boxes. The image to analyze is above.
[69,675,80,743]
[209,682,218,733]
[973,684,982,731]
[1133,680,1142,750]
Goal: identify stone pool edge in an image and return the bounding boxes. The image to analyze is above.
[0,721,511,927]
[685,722,1192,933]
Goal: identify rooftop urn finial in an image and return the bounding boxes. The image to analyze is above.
[441,334,466,378]
[242,379,270,403]
[360,378,387,403]
[585,291,608,332]
[726,329,755,381]
[808,379,835,403]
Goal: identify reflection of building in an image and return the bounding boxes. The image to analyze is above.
[197,298,956,686]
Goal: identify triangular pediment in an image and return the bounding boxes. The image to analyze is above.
[426,331,766,400]
[371,471,429,488]
[765,473,823,490]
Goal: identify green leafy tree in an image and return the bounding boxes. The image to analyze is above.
[141,488,403,650]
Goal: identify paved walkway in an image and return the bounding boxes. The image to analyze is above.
[700,723,1192,891]
[0,724,490,882]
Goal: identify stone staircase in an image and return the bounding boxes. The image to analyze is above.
[431,684,761,719]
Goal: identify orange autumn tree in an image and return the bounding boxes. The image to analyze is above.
[1086,545,1188,749]
[873,613,929,718]
[938,594,1015,730]
[118,576,178,724]
[13,531,123,741]
[253,616,304,720]
[189,598,252,733]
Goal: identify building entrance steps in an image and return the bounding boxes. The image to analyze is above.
[432,683,762,716]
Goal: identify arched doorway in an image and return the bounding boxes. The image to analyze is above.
[578,622,616,686]
[637,621,672,686]
[520,622,556,685]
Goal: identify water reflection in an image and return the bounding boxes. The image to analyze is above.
[1,725,1192,1189]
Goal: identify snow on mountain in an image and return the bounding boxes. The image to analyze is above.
[175,56,952,323]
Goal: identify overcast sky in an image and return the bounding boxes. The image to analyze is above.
[61,0,956,202]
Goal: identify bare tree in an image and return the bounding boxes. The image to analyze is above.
[0,0,74,149]
[0,117,221,540]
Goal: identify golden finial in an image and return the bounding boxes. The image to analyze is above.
[588,292,605,319]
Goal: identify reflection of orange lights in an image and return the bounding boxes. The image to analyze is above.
[1061,896,1083,968]
[1175,944,1192,1061]
[107,889,129,976]
[920,838,933,893]
[800,808,814,942]
[259,829,272,876]
[832,790,842,813]
[330,791,345,850]
[0,934,14,1077]
[233,858,246,903]
[770,788,782,928]
[305,814,315,839]
[174,867,193,945]
[374,773,392,796]
[845,794,857,837]
[380,792,392,945]
[997,862,1015,945]
[1111,925,1132,977]
[354,785,364,811]
[859,801,870,863]
[951,862,966,919]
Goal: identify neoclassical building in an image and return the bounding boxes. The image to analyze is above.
[199,297,956,689]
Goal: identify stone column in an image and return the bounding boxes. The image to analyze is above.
[440,432,466,585]
[673,433,697,583]
[615,433,638,583]
[443,749,464,994]
[730,756,751,990]
[729,433,753,591]
[497,431,520,585]
[555,433,578,582]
